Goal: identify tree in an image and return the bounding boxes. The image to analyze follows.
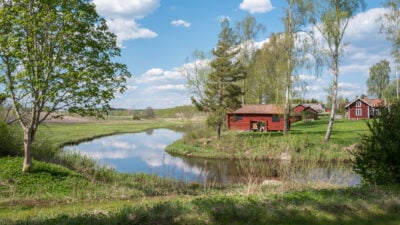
[144,107,155,119]
[367,59,391,99]
[383,80,398,103]
[193,19,242,139]
[246,33,286,105]
[235,15,265,104]
[0,0,130,172]
[380,0,400,99]
[180,50,211,104]
[353,101,400,184]
[305,0,366,142]
[281,0,310,134]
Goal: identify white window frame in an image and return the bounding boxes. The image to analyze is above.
[356,101,361,107]
[356,108,362,116]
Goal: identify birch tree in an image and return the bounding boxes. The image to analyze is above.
[235,15,265,104]
[380,0,400,99]
[305,0,366,142]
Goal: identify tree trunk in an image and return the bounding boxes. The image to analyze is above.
[22,128,34,172]
[216,123,221,140]
[242,79,246,104]
[283,86,290,134]
[324,54,339,142]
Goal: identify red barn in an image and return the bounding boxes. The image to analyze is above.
[345,97,385,119]
[292,104,319,121]
[227,104,288,131]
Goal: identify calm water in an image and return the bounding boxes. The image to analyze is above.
[63,129,360,186]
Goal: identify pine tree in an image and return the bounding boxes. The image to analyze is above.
[193,19,242,139]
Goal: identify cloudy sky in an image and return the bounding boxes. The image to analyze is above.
[92,0,393,109]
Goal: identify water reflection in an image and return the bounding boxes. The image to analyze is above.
[64,129,360,186]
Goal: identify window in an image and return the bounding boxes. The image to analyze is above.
[234,114,243,121]
[356,101,361,107]
[272,115,280,122]
[356,108,362,116]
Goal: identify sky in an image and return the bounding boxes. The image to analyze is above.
[92,0,394,109]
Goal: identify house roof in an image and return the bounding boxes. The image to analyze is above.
[293,104,323,113]
[229,104,284,114]
[302,104,325,112]
[345,97,385,108]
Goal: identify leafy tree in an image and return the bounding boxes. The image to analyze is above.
[367,59,391,99]
[144,107,155,119]
[193,19,242,139]
[235,15,265,104]
[246,33,286,104]
[181,50,211,104]
[305,0,366,142]
[0,0,130,172]
[383,80,398,103]
[353,101,400,184]
[380,0,400,99]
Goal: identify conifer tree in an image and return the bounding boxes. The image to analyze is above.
[193,19,242,139]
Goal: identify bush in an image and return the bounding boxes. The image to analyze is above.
[0,122,20,156]
[353,101,400,185]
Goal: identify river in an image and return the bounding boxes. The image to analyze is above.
[63,128,361,186]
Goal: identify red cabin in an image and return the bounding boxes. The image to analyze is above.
[345,97,385,119]
[292,104,319,121]
[227,104,288,132]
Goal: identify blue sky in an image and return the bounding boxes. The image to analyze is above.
[93,0,393,109]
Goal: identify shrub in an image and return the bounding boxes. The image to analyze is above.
[0,122,20,156]
[353,101,400,185]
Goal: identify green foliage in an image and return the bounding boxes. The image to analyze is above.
[0,122,20,157]
[0,157,88,198]
[353,101,400,184]
[1,186,400,225]
[367,59,391,98]
[0,0,130,171]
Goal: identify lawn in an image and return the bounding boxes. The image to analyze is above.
[167,116,369,161]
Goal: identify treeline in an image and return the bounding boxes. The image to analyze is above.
[109,105,203,119]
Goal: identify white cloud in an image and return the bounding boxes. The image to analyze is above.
[139,68,182,84]
[149,84,187,91]
[93,0,160,46]
[239,0,274,14]
[93,0,160,19]
[171,19,191,28]
[106,18,157,46]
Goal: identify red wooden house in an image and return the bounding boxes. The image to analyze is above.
[345,97,385,119]
[226,104,288,131]
[292,104,319,121]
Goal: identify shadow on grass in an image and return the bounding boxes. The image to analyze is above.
[3,187,400,225]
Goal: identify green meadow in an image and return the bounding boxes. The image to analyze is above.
[1,116,399,225]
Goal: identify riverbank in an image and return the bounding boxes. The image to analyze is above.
[166,116,368,162]
[1,158,400,225]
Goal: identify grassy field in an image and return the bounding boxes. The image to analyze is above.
[35,118,194,147]
[1,157,400,225]
[2,115,400,224]
[167,116,369,162]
